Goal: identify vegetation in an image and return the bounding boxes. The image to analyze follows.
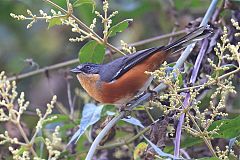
[0,0,240,159]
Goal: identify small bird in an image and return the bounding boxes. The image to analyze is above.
[71,26,212,105]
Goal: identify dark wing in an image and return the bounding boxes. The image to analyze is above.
[100,25,212,82]
[100,47,163,82]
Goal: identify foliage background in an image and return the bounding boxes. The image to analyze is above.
[0,0,239,159]
[0,0,214,109]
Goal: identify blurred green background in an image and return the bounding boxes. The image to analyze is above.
[1,0,240,159]
[0,0,211,108]
[3,0,240,121]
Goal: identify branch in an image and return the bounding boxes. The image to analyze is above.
[85,112,125,160]
[129,30,186,47]
[97,124,151,150]
[7,59,78,81]
[7,30,186,81]
[43,0,125,55]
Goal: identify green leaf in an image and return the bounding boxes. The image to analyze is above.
[62,123,76,130]
[212,64,238,78]
[68,104,104,144]
[144,136,176,159]
[75,3,95,25]
[43,114,70,126]
[183,61,193,73]
[133,106,145,111]
[16,146,27,156]
[79,40,106,64]
[122,116,144,128]
[108,19,133,37]
[51,0,66,8]
[164,135,203,153]
[198,156,237,160]
[101,104,116,117]
[34,136,45,143]
[134,142,148,160]
[73,0,96,12]
[177,73,183,87]
[48,17,64,29]
[168,62,176,68]
[208,116,240,138]
[76,134,89,155]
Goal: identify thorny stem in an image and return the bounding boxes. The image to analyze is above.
[43,0,125,55]
[7,30,186,81]
[14,141,27,146]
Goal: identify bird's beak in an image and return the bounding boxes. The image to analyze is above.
[70,68,81,74]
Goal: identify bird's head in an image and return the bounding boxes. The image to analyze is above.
[71,63,101,75]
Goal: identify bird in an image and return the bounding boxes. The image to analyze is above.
[71,26,212,106]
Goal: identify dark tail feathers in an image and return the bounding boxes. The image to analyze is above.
[163,25,213,53]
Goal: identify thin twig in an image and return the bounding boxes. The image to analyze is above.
[97,125,151,150]
[180,149,191,159]
[145,107,155,122]
[43,0,125,55]
[66,79,74,119]
[177,67,240,92]
[130,30,186,47]
[11,113,37,157]
[7,59,78,81]
[167,0,179,44]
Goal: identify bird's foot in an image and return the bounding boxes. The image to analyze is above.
[146,87,158,102]
[118,104,132,117]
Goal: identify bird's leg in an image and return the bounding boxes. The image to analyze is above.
[118,104,132,117]
[146,87,158,101]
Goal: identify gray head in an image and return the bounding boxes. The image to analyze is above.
[71,63,101,74]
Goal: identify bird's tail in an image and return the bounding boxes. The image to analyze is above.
[162,25,213,53]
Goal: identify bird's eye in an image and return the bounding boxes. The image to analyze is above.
[84,65,91,70]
